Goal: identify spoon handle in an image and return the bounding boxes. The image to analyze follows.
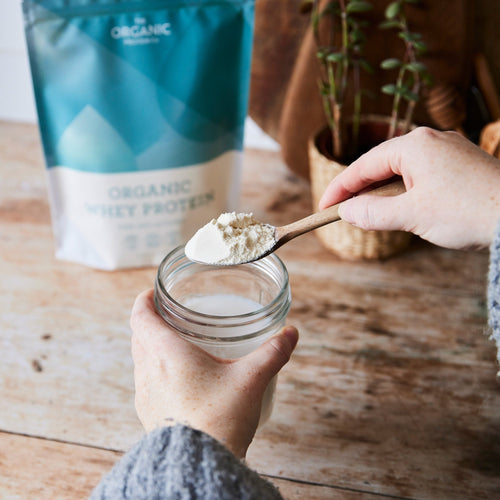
[274,179,405,246]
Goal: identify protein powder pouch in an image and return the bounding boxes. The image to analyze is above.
[22,0,255,270]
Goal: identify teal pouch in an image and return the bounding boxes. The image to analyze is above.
[23,0,255,269]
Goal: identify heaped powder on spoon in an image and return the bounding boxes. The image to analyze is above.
[185,212,275,265]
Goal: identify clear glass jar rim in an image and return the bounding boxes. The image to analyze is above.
[155,245,291,341]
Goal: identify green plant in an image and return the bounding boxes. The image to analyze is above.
[380,0,430,139]
[302,0,430,158]
[310,0,373,160]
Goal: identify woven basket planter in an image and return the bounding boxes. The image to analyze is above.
[309,116,412,260]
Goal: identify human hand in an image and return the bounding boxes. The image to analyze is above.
[319,127,500,250]
[130,289,298,459]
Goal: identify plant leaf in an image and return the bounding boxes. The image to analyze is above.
[346,1,373,13]
[327,52,345,62]
[385,1,401,20]
[381,58,402,69]
[398,31,422,42]
[379,19,401,29]
[381,84,398,95]
[405,61,427,73]
[413,41,428,53]
[402,89,420,101]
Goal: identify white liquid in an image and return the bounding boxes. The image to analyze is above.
[184,293,261,318]
[181,293,278,425]
[181,293,272,349]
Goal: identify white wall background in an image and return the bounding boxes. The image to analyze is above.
[0,2,37,122]
[0,2,278,150]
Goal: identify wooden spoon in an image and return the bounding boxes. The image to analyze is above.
[187,180,405,265]
[270,179,406,253]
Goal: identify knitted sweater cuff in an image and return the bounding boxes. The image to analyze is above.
[487,220,500,375]
[90,424,283,500]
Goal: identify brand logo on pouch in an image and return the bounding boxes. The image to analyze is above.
[111,17,171,45]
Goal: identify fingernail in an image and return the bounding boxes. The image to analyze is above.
[338,201,353,224]
[318,195,327,211]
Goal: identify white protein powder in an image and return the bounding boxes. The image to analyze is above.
[185,212,275,265]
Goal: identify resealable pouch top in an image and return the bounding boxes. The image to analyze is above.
[22,0,255,270]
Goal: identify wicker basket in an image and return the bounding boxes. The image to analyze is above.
[309,118,412,260]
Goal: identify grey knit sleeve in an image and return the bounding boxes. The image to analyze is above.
[488,220,500,377]
[90,424,283,500]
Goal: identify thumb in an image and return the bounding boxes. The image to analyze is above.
[239,326,298,387]
[338,193,411,232]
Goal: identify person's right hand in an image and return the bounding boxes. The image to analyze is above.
[319,127,500,250]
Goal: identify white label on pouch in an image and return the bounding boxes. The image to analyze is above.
[47,150,242,270]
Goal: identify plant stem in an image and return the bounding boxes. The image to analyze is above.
[388,64,405,140]
[402,42,420,134]
[352,61,361,155]
[386,2,425,139]
[312,0,372,158]
[327,55,341,156]
[339,0,349,101]
[332,102,342,157]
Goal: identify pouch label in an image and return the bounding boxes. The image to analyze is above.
[48,151,242,269]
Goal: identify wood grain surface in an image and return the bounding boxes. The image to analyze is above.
[1,121,499,499]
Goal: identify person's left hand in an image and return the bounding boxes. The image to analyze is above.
[130,289,299,459]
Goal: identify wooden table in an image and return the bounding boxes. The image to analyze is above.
[1,121,499,499]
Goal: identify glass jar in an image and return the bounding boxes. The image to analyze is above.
[154,245,291,425]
